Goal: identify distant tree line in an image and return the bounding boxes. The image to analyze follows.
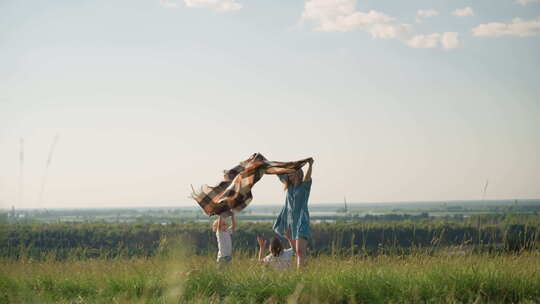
[1,214,539,260]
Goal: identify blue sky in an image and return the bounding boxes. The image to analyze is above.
[1,0,539,208]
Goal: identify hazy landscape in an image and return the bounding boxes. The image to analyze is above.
[2,0,539,302]
[4,199,539,224]
[2,199,540,303]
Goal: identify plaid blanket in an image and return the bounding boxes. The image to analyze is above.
[191,153,311,216]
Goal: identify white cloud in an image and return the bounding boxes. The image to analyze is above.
[184,0,242,12]
[301,0,411,39]
[440,32,460,49]
[515,0,540,6]
[407,33,441,48]
[160,0,179,8]
[452,7,474,17]
[416,9,439,23]
[406,32,460,49]
[159,0,241,11]
[301,0,460,50]
[417,9,439,18]
[472,18,540,37]
[365,19,412,40]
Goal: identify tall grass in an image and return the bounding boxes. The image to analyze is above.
[1,251,540,303]
[2,219,540,303]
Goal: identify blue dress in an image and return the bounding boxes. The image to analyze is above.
[273,179,312,240]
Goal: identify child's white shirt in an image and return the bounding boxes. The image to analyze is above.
[216,227,233,259]
[263,248,294,269]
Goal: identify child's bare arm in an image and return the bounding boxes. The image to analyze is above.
[231,213,237,232]
[257,236,267,262]
[218,215,223,230]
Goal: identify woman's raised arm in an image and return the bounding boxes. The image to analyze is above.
[304,158,314,182]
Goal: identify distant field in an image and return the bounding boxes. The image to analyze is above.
[3,199,540,224]
[1,252,540,303]
[2,205,540,303]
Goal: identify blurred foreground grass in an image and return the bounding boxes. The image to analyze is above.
[1,251,540,303]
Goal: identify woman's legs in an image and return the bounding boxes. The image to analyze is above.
[295,238,308,268]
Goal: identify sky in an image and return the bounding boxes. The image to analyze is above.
[1,0,539,209]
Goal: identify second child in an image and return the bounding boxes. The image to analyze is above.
[257,230,295,269]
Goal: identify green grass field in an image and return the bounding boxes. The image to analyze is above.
[2,251,540,303]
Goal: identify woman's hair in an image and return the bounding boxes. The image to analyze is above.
[269,236,283,257]
[278,169,304,190]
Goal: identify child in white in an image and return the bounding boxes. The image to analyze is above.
[257,229,295,269]
[213,213,236,263]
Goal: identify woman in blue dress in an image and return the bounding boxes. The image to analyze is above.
[273,157,314,268]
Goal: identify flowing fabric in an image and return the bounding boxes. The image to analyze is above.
[191,153,311,216]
